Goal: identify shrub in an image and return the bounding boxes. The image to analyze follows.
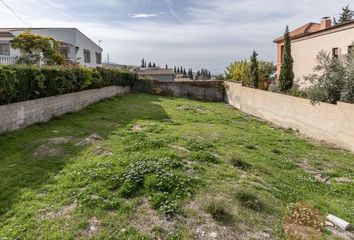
[305,51,354,104]
[190,151,218,163]
[230,157,252,170]
[234,190,265,211]
[0,65,136,105]
[205,200,233,224]
[284,203,323,228]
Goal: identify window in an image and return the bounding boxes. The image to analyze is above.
[348,45,354,54]
[83,49,91,63]
[332,48,339,59]
[280,45,284,63]
[0,43,10,56]
[59,47,70,60]
[95,52,102,64]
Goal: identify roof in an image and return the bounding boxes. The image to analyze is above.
[274,20,354,43]
[138,69,174,75]
[274,22,321,43]
[0,28,102,51]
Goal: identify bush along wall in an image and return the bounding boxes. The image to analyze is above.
[0,65,137,105]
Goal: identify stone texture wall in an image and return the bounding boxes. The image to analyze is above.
[225,81,354,152]
[132,80,224,101]
[0,86,130,134]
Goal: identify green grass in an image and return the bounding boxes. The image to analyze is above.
[0,94,353,239]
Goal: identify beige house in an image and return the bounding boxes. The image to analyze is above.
[274,18,354,87]
[137,68,175,82]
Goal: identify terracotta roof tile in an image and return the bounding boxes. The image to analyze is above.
[274,22,321,42]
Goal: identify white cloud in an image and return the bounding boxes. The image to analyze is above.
[131,13,157,18]
[0,0,353,73]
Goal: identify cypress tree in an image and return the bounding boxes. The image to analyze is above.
[153,62,156,68]
[148,62,152,68]
[166,64,168,69]
[279,26,294,92]
[183,68,186,77]
[141,58,145,68]
[249,50,259,88]
[174,66,176,73]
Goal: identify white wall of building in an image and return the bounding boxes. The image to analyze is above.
[291,24,354,87]
[2,28,102,67]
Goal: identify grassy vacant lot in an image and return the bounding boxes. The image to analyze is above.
[0,94,353,239]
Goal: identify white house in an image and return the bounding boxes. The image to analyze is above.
[0,28,102,67]
[274,18,354,87]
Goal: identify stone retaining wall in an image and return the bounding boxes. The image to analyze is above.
[0,86,130,134]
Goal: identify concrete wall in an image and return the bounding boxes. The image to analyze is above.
[132,80,224,101]
[0,86,130,134]
[291,24,354,87]
[225,81,354,152]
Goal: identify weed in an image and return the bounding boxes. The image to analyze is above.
[190,151,218,163]
[230,157,252,170]
[244,143,257,150]
[234,190,265,212]
[205,200,233,225]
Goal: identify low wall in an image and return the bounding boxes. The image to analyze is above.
[132,80,224,101]
[0,86,130,134]
[225,81,354,152]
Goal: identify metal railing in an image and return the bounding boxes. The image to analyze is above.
[0,55,18,65]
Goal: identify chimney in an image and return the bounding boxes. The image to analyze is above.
[320,17,332,30]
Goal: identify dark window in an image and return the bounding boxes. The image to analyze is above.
[59,47,70,60]
[332,48,339,59]
[83,49,91,63]
[348,45,354,54]
[280,45,284,63]
[95,52,102,64]
[0,43,10,56]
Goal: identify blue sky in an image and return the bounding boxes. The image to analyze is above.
[0,0,353,73]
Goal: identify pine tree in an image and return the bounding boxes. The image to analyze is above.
[208,71,211,79]
[183,68,186,77]
[148,62,152,68]
[279,26,294,92]
[153,62,156,68]
[249,50,259,88]
[166,64,168,69]
[334,5,354,25]
[174,66,176,73]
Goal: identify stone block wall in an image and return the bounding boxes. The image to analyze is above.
[0,86,130,134]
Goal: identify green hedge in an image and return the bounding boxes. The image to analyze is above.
[0,65,136,105]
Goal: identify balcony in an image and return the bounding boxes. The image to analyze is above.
[0,55,18,65]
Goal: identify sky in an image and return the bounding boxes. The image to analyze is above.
[0,0,353,73]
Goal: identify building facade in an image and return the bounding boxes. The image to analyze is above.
[137,68,175,82]
[0,28,102,67]
[274,19,354,87]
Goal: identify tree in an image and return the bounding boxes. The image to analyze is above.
[152,62,156,68]
[12,31,64,65]
[249,50,259,88]
[225,60,250,84]
[141,58,145,68]
[208,71,211,79]
[278,26,294,92]
[183,68,186,77]
[166,64,168,69]
[148,62,152,68]
[305,50,354,104]
[174,66,176,73]
[334,5,354,25]
[188,69,193,79]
